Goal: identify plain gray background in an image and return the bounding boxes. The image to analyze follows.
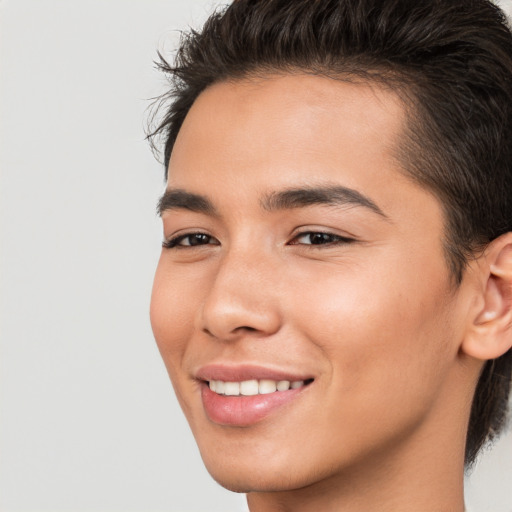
[1,1,511,511]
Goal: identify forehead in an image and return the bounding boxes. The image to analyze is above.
[168,73,407,192]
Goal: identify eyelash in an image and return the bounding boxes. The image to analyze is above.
[289,232,356,246]
[162,232,217,249]
[162,231,356,249]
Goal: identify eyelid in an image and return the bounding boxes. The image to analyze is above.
[162,230,220,249]
[288,227,358,246]
[161,226,358,249]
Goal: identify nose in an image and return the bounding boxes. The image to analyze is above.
[198,247,282,342]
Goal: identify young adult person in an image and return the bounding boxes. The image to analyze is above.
[148,1,512,510]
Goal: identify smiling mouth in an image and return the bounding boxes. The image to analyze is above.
[199,373,314,425]
[207,378,314,396]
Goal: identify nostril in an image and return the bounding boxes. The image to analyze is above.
[203,324,259,339]
[237,326,257,332]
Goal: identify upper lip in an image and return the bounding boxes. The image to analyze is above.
[195,363,314,383]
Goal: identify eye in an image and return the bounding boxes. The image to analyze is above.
[162,232,219,249]
[290,231,355,246]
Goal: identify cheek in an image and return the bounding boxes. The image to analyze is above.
[274,263,458,468]
[150,257,211,423]
[286,257,456,414]
[150,258,199,376]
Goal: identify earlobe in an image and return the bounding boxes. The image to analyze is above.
[461,234,512,361]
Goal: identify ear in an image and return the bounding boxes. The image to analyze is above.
[461,233,512,361]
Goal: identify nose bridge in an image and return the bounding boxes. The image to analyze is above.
[199,241,281,340]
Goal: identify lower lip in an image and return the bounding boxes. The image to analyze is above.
[200,382,309,426]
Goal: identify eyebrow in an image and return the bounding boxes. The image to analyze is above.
[157,185,388,219]
[157,189,218,216]
[260,185,388,219]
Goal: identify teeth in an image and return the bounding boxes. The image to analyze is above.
[240,379,259,396]
[224,382,240,396]
[259,379,277,394]
[277,380,291,391]
[208,379,308,396]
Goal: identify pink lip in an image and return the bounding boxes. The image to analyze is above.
[196,364,314,427]
[196,363,312,383]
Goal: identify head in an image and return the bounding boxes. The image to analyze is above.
[148,0,512,488]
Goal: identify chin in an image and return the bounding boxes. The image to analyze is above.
[196,435,345,495]
[204,461,309,494]
[194,433,309,493]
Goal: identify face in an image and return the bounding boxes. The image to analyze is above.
[150,74,469,493]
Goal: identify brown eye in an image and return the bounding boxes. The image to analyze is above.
[163,233,219,249]
[292,232,355,246]
[306,233,336,245]
[183,234,212,246]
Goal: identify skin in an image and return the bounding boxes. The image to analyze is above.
[150,74,496,511]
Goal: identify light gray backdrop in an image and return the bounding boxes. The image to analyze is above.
[1,1,511,511]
